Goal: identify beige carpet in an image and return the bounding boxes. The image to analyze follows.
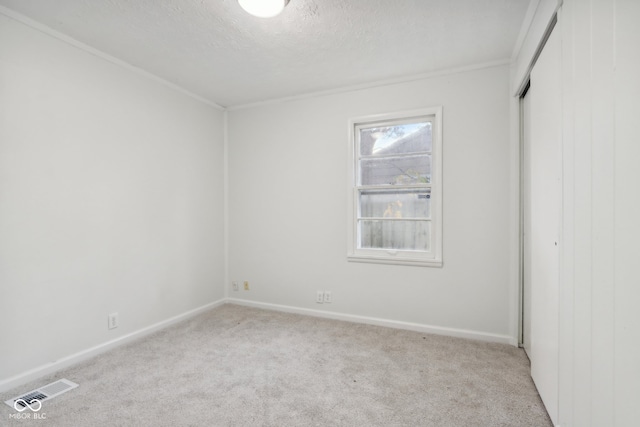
[0,304,552,426]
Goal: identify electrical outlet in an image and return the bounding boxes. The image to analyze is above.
[323,291,332,303]
[244,281,249,291]
[232,281,239,291]
[316,291,324,303]
[108,312,119,330]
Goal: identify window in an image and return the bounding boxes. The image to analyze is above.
[347,107,442,266]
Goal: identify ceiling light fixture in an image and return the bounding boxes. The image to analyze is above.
[238,0,290,18]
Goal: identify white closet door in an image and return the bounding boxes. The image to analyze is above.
[528,26,561,425]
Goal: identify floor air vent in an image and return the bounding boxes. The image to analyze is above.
[4,379,78,410]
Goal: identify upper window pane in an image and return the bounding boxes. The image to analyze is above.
[359,122,432,157]
[359,154,431,186]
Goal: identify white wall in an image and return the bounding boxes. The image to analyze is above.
[0,13,225,386]
[228,65,515,342]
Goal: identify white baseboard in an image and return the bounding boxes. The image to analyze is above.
[226,298,516,346]
[0,299,226,394]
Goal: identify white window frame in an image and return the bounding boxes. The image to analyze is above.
[347,107,443,267]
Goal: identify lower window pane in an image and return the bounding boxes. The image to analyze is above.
[359,220,430,251]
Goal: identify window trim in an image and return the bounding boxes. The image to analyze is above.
[347,107,443,267]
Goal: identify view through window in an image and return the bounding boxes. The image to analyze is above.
[348,108,442,266]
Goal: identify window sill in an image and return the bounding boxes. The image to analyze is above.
[347,254,443,268]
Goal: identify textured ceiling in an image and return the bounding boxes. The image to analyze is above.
[0,0,531,107]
